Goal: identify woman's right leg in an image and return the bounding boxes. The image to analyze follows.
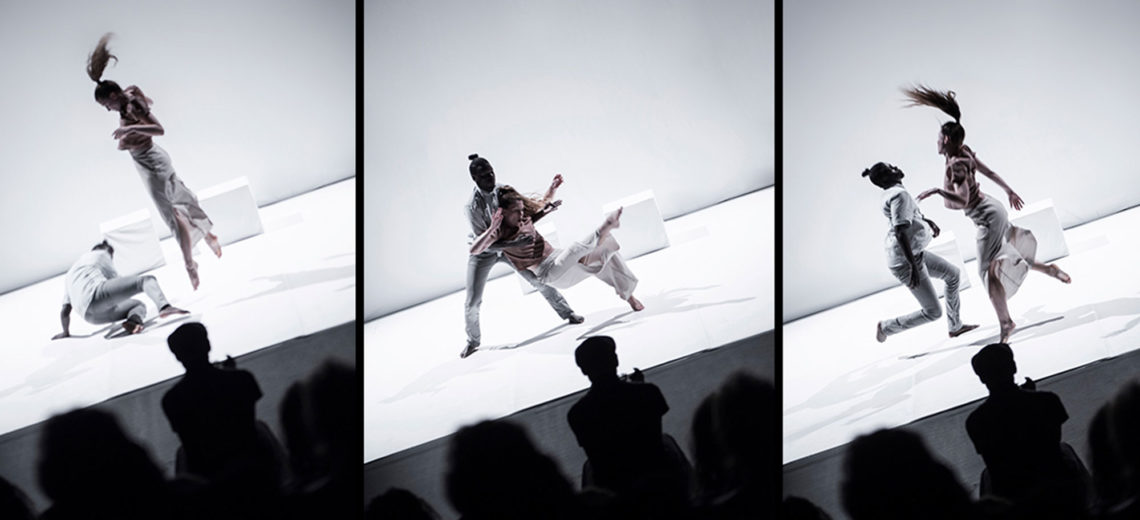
[987,262,1016,342]
[173,211,199,290]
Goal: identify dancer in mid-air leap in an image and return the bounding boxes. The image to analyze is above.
[863,162,978,343]
[87,33,222,290]
[903,86,1070,342]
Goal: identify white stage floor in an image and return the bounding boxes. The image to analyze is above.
[0,178,355,437]
[365,188,774,462]
[784,202,1140,463]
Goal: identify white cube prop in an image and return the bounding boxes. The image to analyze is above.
[925,230,971,297]
[1011,199,1069,264]
[198,177,263,246]
[100,210,166,277]
[517,221,560,295]
[600,190,669,260]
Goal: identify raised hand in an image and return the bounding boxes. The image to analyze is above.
[551,174,564,190]
[490,207,504,227]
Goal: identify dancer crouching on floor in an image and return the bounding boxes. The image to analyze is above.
[469,185,644,319]
[52,240,188,339]
[864,162,978,343]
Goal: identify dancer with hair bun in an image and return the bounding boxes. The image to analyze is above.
[903,86,1070,342]
[462,154,585,358]
[87,33,221,290]
[470,185,642,315]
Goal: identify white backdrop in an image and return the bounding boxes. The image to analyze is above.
[0,0,354,296]
[364,0,774,320]
[784,0,1140,322]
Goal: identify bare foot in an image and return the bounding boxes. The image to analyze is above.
[158,304,190,318]
[122,318,144,335]
[1000,321,1016,343]
[206,234,223,258]
[876,322,886,343]
[949,323,980,338]
[628,295,644,312]
[1048,264,1071,284]
[598,207,623,237]
[186,261,200,291]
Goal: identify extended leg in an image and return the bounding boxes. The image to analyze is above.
[878,257,942,341]
[923,252,978,337]
[514,258,582,322]
[463,252,498,356]
[173,211,199,290]
[986,262,1016,343]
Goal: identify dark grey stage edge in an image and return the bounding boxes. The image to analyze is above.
[364,330,775,519]
[0,321,355,513]
[783,345,1140,519]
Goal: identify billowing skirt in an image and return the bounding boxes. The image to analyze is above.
[130,143,213,248]
[966,194,1037,299]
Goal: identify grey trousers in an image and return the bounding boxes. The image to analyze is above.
[879,252,963,336]
[85,274,170,325]
[465,251,574,347]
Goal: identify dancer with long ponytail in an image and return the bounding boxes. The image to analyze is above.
[903,86,1070,342]
[87,33,221,290]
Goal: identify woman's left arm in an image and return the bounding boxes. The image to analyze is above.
[114,111,165,139]
[968,149,1024,210]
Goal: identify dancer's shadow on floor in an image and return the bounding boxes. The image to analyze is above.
[574,286,756,340]
[218,265,356,309]
[899,316,1065,360]
[480,322,570,353]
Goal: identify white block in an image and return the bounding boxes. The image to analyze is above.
[517,221,560,295]
[925,230,971,297]
[100,210,166,277]
[600,190,669,259]
[197,177,264,246]
[1011,199,1069,264]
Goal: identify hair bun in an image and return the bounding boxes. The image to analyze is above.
[861,168,871,178]
[468,154,479,161]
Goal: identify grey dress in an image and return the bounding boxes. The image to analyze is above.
[121,86,213,249]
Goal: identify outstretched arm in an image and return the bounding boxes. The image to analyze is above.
[52,303,72,340]
[966,149,1024,210]
[917,187,969,209]
[541,174,563,203]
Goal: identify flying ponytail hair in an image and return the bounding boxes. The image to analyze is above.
[87,33,123,104]
[902,85,965,148]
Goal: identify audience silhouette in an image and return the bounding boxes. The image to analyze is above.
[445,419,583,520]
[162,322,282,516]
[966,343,1088,517]
[37,408,176,520]
[841,428,976,520]
[366,487,442,520]
[566,336,691,519]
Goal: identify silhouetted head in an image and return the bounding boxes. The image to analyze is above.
[575,336,619,380]
[715,372,776,483]
[842,429,973,520]
[861,162,904,190]
[445,420,576,520]
[37,408,167,512]
[167,322,211,366]
[1105,381,1140,491]
[92,239,114,258]
[971,343,1016,387]
[469,154,495,192]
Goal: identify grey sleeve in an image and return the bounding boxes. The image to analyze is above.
[888,191,912,228]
